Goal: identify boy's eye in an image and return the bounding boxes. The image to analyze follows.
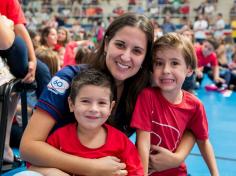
[99,101,108,105]
[154,60,163,66]
[172,61,179,66]
[81,100,90,103]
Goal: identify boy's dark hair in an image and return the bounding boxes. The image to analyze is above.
[204,38,219,50]
[69,68,115,104]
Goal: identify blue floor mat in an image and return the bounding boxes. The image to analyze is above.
[186,78,236,175]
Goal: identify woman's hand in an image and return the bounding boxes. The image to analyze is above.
[149,145,180,173]
[89,156,127,176]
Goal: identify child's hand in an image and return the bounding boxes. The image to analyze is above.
[149,145,178,172]
[91,156,127,176]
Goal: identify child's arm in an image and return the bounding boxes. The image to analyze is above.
[136,129,150,176]
[175,130,196,162]
[149,130,195,172]
[197,139,219,176]
[212,65,225,83]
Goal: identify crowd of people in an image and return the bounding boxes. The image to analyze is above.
[2,0,236,175]
[20,0,236,93]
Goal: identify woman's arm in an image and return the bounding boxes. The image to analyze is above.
[20,109,127,176]
[149,130,196,172]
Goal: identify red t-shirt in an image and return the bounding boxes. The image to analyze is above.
[62,41,78,67]
[47,123,144,176]
[195,45,218,68]
[0,0,26,25]
[131,87,209,176]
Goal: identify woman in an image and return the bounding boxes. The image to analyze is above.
[57,27,70,47]
[40,26,58,50]
[20,13,195,176]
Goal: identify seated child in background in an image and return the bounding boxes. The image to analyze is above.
[74,47,92,65]
[35,47,60,77]
[195,38,227,89]
[28,68,144,176]
[131,33,219,176]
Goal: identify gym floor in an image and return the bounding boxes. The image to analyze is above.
[186,78,236,176]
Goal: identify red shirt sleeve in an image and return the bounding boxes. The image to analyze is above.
[114,130,143,176]
[131,88,153,132]
[209,52,218,67]
[122,140,144,176]
[62,41,78,67]
[5,0,26,25]
[186,98,209,140]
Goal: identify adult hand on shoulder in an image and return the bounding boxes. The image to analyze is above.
[90,156,127,176]
[149,145,179,172]
[22,60,36,83]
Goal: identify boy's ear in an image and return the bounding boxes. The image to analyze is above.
[111,101,115,109]
[68,97,74,112]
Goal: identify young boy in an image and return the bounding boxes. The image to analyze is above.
[195,38,226,87]
[131,33,219,176]
[28,68,144,176]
